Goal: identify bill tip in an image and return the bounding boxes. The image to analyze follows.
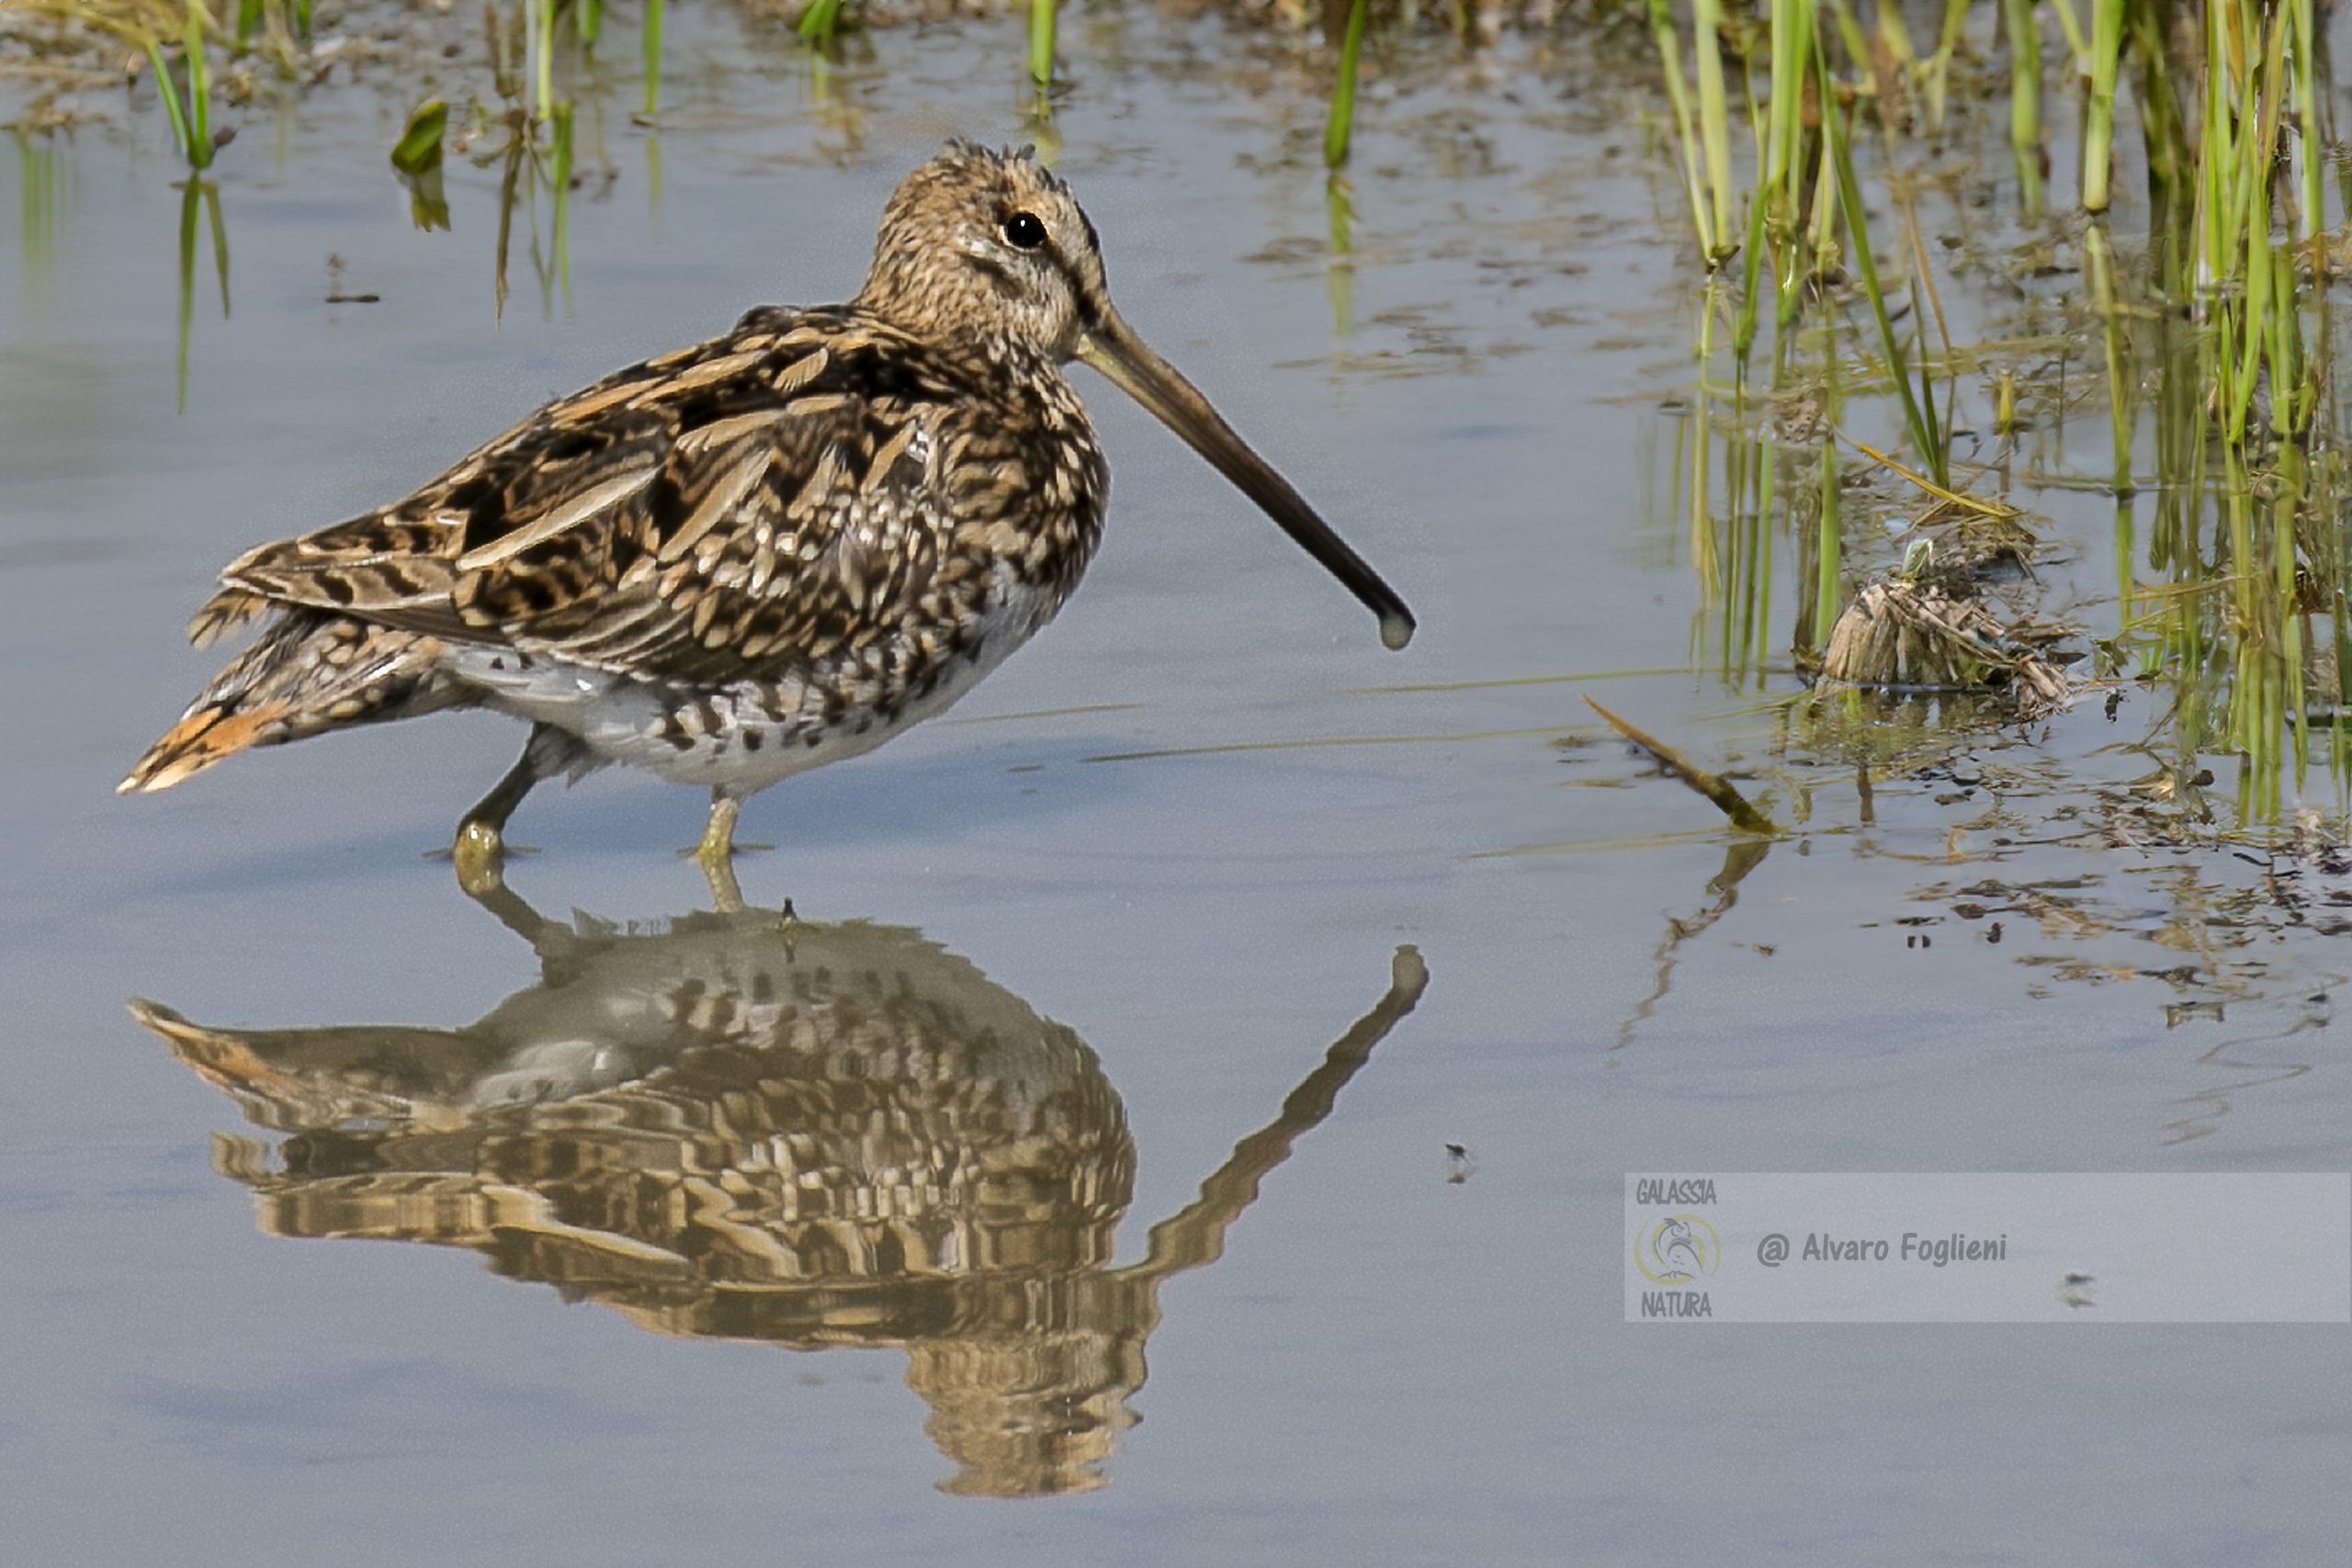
[1378,612,1415,652]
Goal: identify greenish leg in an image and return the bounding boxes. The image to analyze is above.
[696,793,745,912]
[451,727,552,897]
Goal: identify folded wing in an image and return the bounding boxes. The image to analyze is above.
[206,307,1001,686]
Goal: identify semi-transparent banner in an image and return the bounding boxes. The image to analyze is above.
[1623,1173,2350,1323]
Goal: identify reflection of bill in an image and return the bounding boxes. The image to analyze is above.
[1636,1213,1720,1284]
[134,878,1428,1497]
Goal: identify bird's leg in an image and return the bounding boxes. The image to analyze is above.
[452,726,555,897]
[695,792,745,913]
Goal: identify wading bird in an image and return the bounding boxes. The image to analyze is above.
[122,142,1413,889]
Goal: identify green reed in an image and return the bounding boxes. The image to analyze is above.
[797,0,842,51]
[530,0,556,121]
[1690,0,1734,259]
[33,1,221,169]
[1815,35,1944,489]
[1325,0,1368,170]
[1030,0,1057,90]
[641,0,663,117]
[1649,0,2349,827]
[549,99,574,303]
[167,0,215,170]
[1647,0,1712,257]
[2003,0,2042,213]
[2080,0,2121,211]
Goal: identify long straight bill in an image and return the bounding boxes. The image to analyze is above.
[1077,312,1415,650]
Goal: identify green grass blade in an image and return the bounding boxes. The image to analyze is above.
[2081,0,2121,210]
[140,38,197,168]
[1690,0,1735,260]
[1029,0,1056,89]
[642,0,663,116]
[1326,0,1368,170]
[1646,0,1715,261]
[1815,27,1945,487]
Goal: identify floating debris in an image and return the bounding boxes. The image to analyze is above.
[1584,697,1778,835]
[1819,573,2075,719]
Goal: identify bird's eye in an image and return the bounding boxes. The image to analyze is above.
[1002,211,1047,251]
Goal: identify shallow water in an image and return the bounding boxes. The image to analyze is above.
[4,10,2348,1565]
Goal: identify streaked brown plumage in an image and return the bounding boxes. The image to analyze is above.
[122,141,1413,887]
[130,877,1430,1496]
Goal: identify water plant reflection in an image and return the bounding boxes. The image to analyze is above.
[175,173,229,412]
[131,882,1427,1497]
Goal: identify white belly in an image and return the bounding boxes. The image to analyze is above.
[441,584,1050,795]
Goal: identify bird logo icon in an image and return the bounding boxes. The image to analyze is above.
[1636,1214,1721,1285]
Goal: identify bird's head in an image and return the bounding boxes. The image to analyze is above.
[856,140,1108,360]
[855,141,1414,652]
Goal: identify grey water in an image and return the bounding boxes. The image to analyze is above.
[3,10,2346,1565]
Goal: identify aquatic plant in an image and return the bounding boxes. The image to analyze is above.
[797,0,842,51]
[1030,0,1056,90]
[26,0,222,169]
[640,0,663,117]
[1647,0,2350,829]
[529,0,556,122]
[391,98,450,230]
[1324,0,1368,169]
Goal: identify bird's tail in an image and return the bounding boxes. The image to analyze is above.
[120,611,453,795]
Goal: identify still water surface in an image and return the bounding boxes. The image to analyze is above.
[3,11,2346,1564]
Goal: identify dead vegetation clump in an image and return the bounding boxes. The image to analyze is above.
[1820,574,2074,716]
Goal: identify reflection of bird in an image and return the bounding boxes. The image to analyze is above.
[132,880,1427,1497]
[119,142,1413,892]
[1657,1218,1704,1277]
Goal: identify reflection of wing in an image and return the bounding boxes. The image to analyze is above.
[137,897,1429,1498]
[137,908,1136,1498]
[197,308,1057,684]
[136,913,1130,1274]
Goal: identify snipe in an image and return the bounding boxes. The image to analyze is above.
[121,141,1414,890]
